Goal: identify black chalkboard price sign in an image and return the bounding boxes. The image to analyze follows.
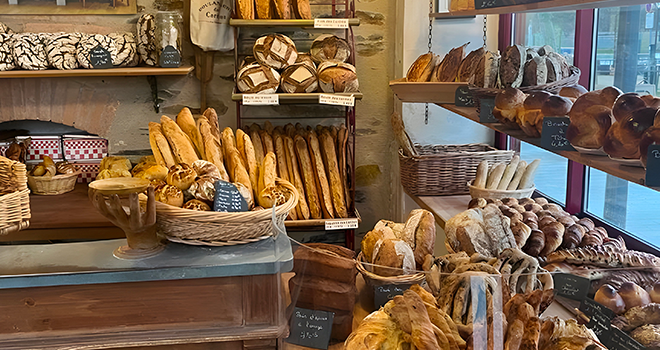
[213,180,248,212]
[286,307,334,350]
[479,98,498,123]
[159,45,182,68]
[541,117,576,151]
[374,284,411,309]
[645,144,660,187]
[580,298,614,339]
[455,86,474,107]
[90,45,113,69]
[553,273,590,300]
[606,327,647,350]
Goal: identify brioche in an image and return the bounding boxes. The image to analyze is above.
[161,116,199,165]
[604,107,657,159]
[594,284,625,314]
[619,282,651,311]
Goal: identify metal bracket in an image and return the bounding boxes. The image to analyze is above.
[146,75,160,113]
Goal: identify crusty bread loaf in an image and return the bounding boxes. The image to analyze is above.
[337,124,350,211]
[473,50,500,88]
[432,43,468,82]
[228,148,252,195]
[257,152,277,208]
[221,127,239,167]
[273,133,290,181]
[176,107,205,159]
[236,128,248,165]
[242,133,259,200]
[160,115,199,166]
[198,118,230,181]
[260,130,275,155]
[284,135,309,220]
[202,108,221,142]
[457,47,485,83]
[250,130,265,167]
[523,55,547,86]
[499,44,526,88]
[148,122,176,168]
[295,135,322,219]
[320,130,348,218]
[293,0,311,19]
[272,0,290,19]
[406,52,439,82]
[307,130,334,219]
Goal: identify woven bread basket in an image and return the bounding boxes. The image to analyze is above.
[156,180,299,246]
[356,252,425,287]
[400,143,514,196]
[27,171,81,195]
[0,188,31,235]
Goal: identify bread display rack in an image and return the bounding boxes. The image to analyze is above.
[230,1,361,248]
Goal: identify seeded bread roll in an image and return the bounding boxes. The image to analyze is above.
[406,52,440,82]
[457,47,485,83]
[167,163,196,190]
[155,184,184,207]
[499,44,526,88]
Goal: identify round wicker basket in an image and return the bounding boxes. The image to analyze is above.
[356,252,425,287]
[156,181,299,246]
[27,171,81,195]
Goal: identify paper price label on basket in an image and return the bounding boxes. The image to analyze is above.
[645,145,660,187]
[325,218,359,230]
[541,117,575,151]
[374,284,411,309]
[319,94,355,107]
[286,307,334,350]
[553,273,590,300]
[242,94,279,105]
[314,18,349,29]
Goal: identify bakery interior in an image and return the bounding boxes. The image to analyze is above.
[2,0,660,349]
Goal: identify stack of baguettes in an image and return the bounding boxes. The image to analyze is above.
[243,121,351,221]
[235,0,312,20]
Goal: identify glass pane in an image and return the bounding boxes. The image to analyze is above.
[519,142,568,204]
[513,11,576,64]
[586,168,660,248]
[594,5,660,94]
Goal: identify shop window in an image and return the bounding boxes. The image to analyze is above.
[519,142,568,204]
[513,11,576,64]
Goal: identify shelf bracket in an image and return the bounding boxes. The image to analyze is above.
[146,75,160,113]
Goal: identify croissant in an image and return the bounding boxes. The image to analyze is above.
[523,229,545,256]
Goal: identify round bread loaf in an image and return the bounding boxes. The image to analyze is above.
[372,238,415,277]
[183,199,211,211]
[361,227,396,263]
[167,163,196,190]
[295,52,316,70]
[46,33,82,70]
[188,177,215,202]
[280,63,318,93]
[310,34,351,64]
[559,85,588,101]
[13,33,48,70]
[253,34,298,70]
[595,284,626,314]
[239,55,257,70]
[192,160,221,179]
[619,282,652,311]
[0,34,15,71]
[137,14,158,66]
[317,61,359,93]
[236,63,281,94]
[155,184,184,207]
[76,34,118,69]
[109,32,139,67]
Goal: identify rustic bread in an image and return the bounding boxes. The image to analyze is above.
[432,43,468,82]
[457,47,485,83]
[280,63,318,93]
[317,61,359,93]
[310,34,351,64]
[253,34,297,69]
[472,50,500,88]
[406,52,440,82]
[236,63,280,94]
[523,55,547,86]
[499,44,526,88]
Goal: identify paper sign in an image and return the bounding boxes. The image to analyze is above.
[645,144,660,187]
[90,45,113,69]
[455,86,474,107]
[319,94,355,107]
[314,18,349,29]
[159,45,181,68]
[242,94,280,105]
[553,273,590,300]
[541,117,576,150]
[324,218,359,230]
[606,328,647,350]
[374,284,411,309]
[213,180,248,212]
[286,307,334,350]
[479,98,497,123]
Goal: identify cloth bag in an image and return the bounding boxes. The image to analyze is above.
[190,0,234,51]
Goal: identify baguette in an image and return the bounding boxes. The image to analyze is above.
[519,159,540,189]
[202,108,221,142]
[236,129,248,167]
[160,116,199,166]
[255,0,271,18]
[260,130,275,155]
[148,122,176,168]
[486,163,506,190]
[307,130,334,218]
[228,148,252,195]
[320,130,348,218]
[250,130,265,167]
[264,120,274,134]
[497,155,520,190]
[473,160,488,188]
[329,125,338,145]
[257,152,278,208]
[236,0,255,19]
[507,160,527,190]
[295,135,322,219]
[176,107,205,159]
[274,134,290,181]
[221,127,238,166]
[285,135,309,219]
[242,133,260,199]
[285,123,296,138]
[249,123,261,134]
[337,124,350,210]
[198,118,230,181]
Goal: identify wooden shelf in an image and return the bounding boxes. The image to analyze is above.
[232,92,363,104]
[230,19,360,27]
[437,104,658,191]
[431,0,653,17]
[0,65,194,79]
[285,209,361,231]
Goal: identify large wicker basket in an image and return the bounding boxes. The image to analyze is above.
[27,171,81,195]
[0,188,31,235]
[356,252,425,287]
[156,181,299,246]
[400,143,514,196]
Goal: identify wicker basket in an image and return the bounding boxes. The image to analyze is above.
[156,180,299,246]
[400,143,514,196]
[0,188,31,235]
[27,171,81,195]
[356,252,425,287]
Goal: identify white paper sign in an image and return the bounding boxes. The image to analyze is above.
[325,218,359,230]
[314,18,350,29]
[242,94,279,105]
[319,94,355,106]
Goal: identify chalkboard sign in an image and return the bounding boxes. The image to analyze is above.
[213,180,248,212]
[645,144,660,187]
[580,298,615,319]
[580,298,614,340]
[553,273,590,300]
[541,117,576,151]
[90,45,113,69]
[374,284,411,309]
[606,328,647,350]
[286,307,334,350]
[159,45,182,68]
[455,86,474,107]
[475,0,552,9]
[479,98,497,123]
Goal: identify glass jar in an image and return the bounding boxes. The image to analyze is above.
[155,11,182,67]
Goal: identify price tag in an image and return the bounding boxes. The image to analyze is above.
[580,298,614,339]
[90,45,113,69]
[606,328,647,350]
[319,94,355,107]
[325,218,359,230]
[645,144,660,187]
[580,298,615,319]
[159,45,181,68]
[479,98,497,123]
[553,273,590,300]
[314,18,350,29]
[242,94,280,105]
[541,117,576,151]
[455,86,474,107]
[213,180,248,213]
[374,284,411,309]
[286,307,334,350]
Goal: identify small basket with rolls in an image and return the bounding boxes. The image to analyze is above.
[468,157,539,200]
[0,155,30,235]
[27,156,81,195]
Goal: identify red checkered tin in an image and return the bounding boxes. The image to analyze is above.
[63,135,108,161]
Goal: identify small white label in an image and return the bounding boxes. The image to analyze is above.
[242,94,279,105]
[325,218,359,230]
[314,18,350,29]
[319,94,355,106]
